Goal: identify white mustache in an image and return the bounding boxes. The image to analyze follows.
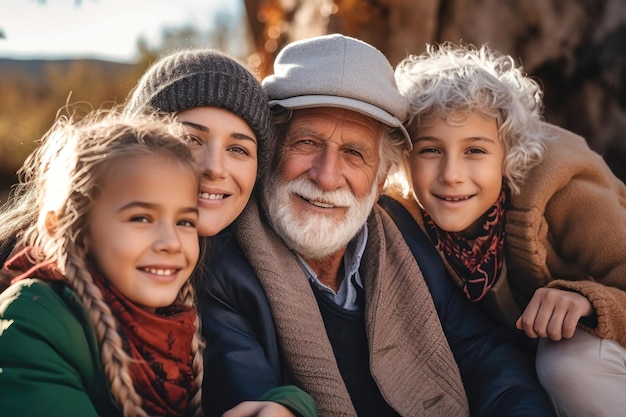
[263,174,378,260]
[282,177,357,207]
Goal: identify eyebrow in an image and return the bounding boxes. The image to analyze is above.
[181,121,209,133]
[118,201,199,216]
[181,121,257,144]
[466,135,498,144]
[413,135,498,144]
[286,128,319,141]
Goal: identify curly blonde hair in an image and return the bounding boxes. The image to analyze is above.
[394,42,550,194]
[18,110,205,417]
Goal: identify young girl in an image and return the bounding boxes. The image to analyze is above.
[0,111,204,417]
[124,48,317,417]
[387,43,626,416]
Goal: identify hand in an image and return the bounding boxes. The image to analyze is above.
[222,401,297,417]
[516,287,594,341]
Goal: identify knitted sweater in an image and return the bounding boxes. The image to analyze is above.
[390,123,626,347]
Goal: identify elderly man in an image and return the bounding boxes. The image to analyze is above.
[199,34,554,417]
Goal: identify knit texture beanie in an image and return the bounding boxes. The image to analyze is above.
[125,48,274,176]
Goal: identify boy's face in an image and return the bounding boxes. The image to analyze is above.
[85,155,200,312]
[408,112,505,238]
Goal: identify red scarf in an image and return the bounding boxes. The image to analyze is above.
[5,248,197,417]
[422,188,507,301]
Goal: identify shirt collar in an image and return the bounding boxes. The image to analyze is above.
[295,224,367,311]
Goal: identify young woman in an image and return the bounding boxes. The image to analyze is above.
[1,47,274,258]
[124,48,275,237]
[387,42,626,417]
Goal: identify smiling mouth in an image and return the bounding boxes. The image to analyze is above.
[436,195,472,201]
[141,267,178,276]
[300,195,338,208]
[199,192,229,200]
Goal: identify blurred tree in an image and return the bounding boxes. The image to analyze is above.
[0,59,146,202]
[243,0,626,181]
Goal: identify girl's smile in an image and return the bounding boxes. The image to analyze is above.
[85,154,200,313]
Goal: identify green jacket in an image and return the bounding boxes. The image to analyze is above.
[0,277,316,417]
[0,278,121,417]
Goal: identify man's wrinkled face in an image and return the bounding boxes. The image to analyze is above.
[264,107,384,259]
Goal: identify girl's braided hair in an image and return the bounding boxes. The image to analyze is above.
[19,109,205,417]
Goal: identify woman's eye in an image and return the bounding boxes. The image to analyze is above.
[185,134,202,146]
[229,146,250,156]
[178,219,197,228]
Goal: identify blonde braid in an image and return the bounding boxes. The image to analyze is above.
[177,280,205,417]
[19,110,203,416]
[65,250,147,417]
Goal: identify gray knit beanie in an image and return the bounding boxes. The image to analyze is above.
[124,48,274,176]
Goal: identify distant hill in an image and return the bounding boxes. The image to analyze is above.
[0,57,135,80]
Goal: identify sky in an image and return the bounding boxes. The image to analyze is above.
[0,0,242,62]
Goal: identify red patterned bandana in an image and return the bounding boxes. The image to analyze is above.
[93,275,197,417]
[422,188,507,301]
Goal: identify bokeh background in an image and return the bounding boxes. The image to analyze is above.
[1,0,625,203]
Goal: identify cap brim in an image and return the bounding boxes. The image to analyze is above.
[269,95,412,150]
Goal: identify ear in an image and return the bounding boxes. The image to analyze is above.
[44,211,58,236]
[377,177,386,196]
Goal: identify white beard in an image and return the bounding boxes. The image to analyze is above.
[263,175,378,260]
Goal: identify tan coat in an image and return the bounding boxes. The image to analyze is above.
[390,123,626,347]
[235,198,469,417]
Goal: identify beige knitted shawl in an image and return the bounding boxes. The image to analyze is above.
[234,198,469,417]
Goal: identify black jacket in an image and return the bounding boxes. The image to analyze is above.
[199,197,555,417]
